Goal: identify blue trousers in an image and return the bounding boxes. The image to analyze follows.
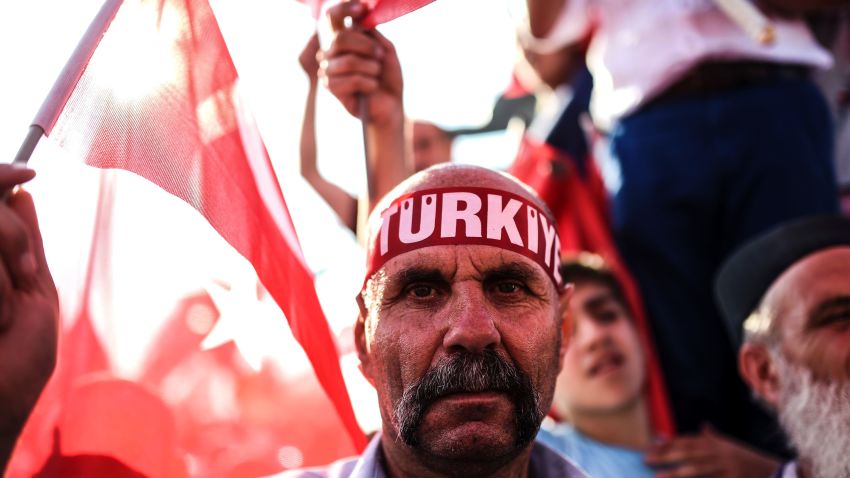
[609,78,838,454]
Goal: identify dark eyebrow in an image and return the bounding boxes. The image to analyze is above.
[808,295,850,328]
[482,262,547,289]
[584,292,617,312]
[390,267,449,287]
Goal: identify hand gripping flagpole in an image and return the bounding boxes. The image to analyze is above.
[346,0,376,203]
[345,0,377,241]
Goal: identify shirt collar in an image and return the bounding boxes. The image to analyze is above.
[350,433,587,478]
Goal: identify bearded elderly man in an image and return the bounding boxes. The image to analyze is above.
[716,215,850,478]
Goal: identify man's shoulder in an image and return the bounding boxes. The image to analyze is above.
[532,438,590,478]
[268,437,588,478]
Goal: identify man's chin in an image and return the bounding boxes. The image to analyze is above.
[413,397,526,462]
[417,421,520,462]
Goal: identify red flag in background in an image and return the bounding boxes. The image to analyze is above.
[11,172,188,478]
[359,0,435,27]
[511,138,675,436]
[30,0,365,456]
[298,0,435,26]
[8,175,114,477]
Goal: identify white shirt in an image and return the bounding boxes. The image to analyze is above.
[524,0,833,128]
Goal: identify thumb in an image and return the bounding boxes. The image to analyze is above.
[8,189,51,284]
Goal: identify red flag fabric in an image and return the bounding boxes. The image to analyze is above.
[7,175,115,477]
[135,288,358,476]
[511,137,676,436]
[56,378,184,478]
[299,0,435,26]
[360,0,436,28]
[31,0,365,453]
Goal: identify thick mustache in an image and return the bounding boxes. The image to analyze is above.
[394,349,541,448]
[404,350,520,404]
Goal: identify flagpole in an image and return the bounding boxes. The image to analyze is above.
[12,126,44,166]
[358,96,375,201]
[3,0,123,199]
[1,126,44,201]
[33,0,124,136]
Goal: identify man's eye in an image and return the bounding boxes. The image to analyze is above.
[408,285,436,299]
[822,310,850,326]
[494,282,524,295]
[596,309,619,324]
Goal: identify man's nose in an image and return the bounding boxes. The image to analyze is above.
[575,318,611,352]
[442,283,500,354]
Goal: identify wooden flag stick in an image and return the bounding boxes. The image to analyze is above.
[2,125,44,201]
[713,0,776,45]
[358,94,375,202]
[13,126,44,167]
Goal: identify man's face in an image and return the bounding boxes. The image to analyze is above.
[769,247,850,382]
[553,281,645,417]
[412,122,452,172]
[358,244,566,463]
[746,247,850,478]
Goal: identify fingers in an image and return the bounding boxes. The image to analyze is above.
[7,189,51,289]
[321,28,385,115]
[645,436,712,467]
[326,1,368,32]
[0,164,36,191]
[324,54,382,79]
[326,74,380,98]
[0,200,38,291]
[653,460,723,478]
[324,29,384,61]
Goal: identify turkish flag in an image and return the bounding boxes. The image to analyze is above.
[29,0,364,456]
[6,175,115,477]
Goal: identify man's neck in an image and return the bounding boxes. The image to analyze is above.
[570,397,652,450]
[380,434,535,478]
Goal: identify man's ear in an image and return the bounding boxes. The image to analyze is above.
[557,283,574,369]
[355,294,374,384]
[739,343,780,408]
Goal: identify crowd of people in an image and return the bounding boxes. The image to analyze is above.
[1,0,849,477]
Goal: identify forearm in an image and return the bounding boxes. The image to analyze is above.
[300,82,319,179]
[364,105,410,210]
[526,0,568,39]
[300,82,358,230]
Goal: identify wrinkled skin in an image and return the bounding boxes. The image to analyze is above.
[356,165,571,478]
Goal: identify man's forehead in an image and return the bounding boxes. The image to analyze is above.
[768,247,850,299]
[378,244,551,283]
[363,174,564,290]
[763,247,850,329]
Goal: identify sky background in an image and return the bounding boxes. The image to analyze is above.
[0,0,527,432]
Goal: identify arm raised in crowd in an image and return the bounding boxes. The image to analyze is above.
[299,33,358,231]
[0,165,58,473]
[321,1,412,210]
[525,0,568,40]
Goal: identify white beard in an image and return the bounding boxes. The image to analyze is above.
[774,353,850,478]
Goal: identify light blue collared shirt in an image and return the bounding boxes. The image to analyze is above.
[272,432,588,478]
[537,423,653,478]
